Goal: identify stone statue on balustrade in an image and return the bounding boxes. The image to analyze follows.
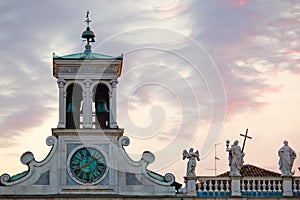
[183,148,200,177]
[226,140,244,176]
[278,140,296,176]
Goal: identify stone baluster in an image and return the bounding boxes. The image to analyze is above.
[215,180,219,193]
[247,180,251,192]
[257,180,261,193]
[293,180,297,193]
[252,180,256,193]
[209,180,213,192]
[262,180,267,193]
[220,180,224,192]
[197,179,202,192]
[278,181,282,192]
[268,181,272,192]
[225,180,230,192]
[241,180,246,192]
[203,181,207,192]
[273,181,277,192]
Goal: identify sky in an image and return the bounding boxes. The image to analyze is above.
[0,0,300,183]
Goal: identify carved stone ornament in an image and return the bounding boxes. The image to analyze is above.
[183,148,200,177]
[278,140,296,176]
[226,140,244,176]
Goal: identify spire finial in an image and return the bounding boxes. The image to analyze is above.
[85,11,91,27]
[81,11,95,52]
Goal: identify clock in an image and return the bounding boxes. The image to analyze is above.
[68,146,107,184]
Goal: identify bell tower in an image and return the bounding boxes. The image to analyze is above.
[50,11,127,191]
[53,11,122,130]
[0,12,176,196]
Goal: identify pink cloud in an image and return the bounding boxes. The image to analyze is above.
[230,0,252,7]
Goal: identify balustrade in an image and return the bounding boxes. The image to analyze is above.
[293,177,300,195]
[240,177,282,197]
[194,176,300,198]
[196,177,231,197]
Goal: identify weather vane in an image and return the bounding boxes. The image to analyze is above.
[85,10,91,27]
[82,10,95,47]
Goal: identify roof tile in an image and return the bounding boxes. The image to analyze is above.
[217,164,281,177]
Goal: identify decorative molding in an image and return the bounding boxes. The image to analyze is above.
[110,79,118,88]
[0,136,58,186]
[83,79,92,88]
[57,78,66,88]
[52,128,124,137]
[118,136,175,186]
[66,144,109,185]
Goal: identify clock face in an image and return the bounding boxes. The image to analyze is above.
[68,146,107,184]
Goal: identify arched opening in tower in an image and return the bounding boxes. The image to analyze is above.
[93,83,110,129]
[66,83,83,129]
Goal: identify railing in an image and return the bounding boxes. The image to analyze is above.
[193,176,300,198]
[293,177,300,196]
[79,113,97,129]
[240,177,282,197]
[196,177,231,197]
[79,113,109,129]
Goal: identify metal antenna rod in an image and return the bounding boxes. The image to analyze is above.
[206,143,221,176]
[214,143,221,176]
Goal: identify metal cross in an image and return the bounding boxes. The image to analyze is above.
[240,128,252,153]
[85,11,91,27]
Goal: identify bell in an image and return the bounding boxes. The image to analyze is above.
[96,100,109,113]
[82,27,95,43]
[67,103,77,113]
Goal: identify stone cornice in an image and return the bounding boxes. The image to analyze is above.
[51,128,124,137]
[53,59,123,78]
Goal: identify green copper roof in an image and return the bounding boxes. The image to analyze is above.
[147,170,181,190]
[147,170,166,182]
[53,51,123,60]
[8,171,28,182]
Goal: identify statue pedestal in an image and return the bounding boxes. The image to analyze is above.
[181,176,197,196]
[282,176,293,196]
[231,176,241,196]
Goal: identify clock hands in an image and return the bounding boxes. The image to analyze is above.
[73,161,91,170]
[73,156,99,170]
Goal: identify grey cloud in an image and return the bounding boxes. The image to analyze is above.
[0,0,299,163]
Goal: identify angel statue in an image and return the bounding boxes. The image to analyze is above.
[183,148,200,177]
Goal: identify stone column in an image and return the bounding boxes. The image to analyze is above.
[282,176,293,196]
[231,176,241,196]
[83,79,93,128]
[57,78,66,128]
[110,79,118,128]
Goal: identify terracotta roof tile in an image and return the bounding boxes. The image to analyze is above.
[217,164,281,177]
